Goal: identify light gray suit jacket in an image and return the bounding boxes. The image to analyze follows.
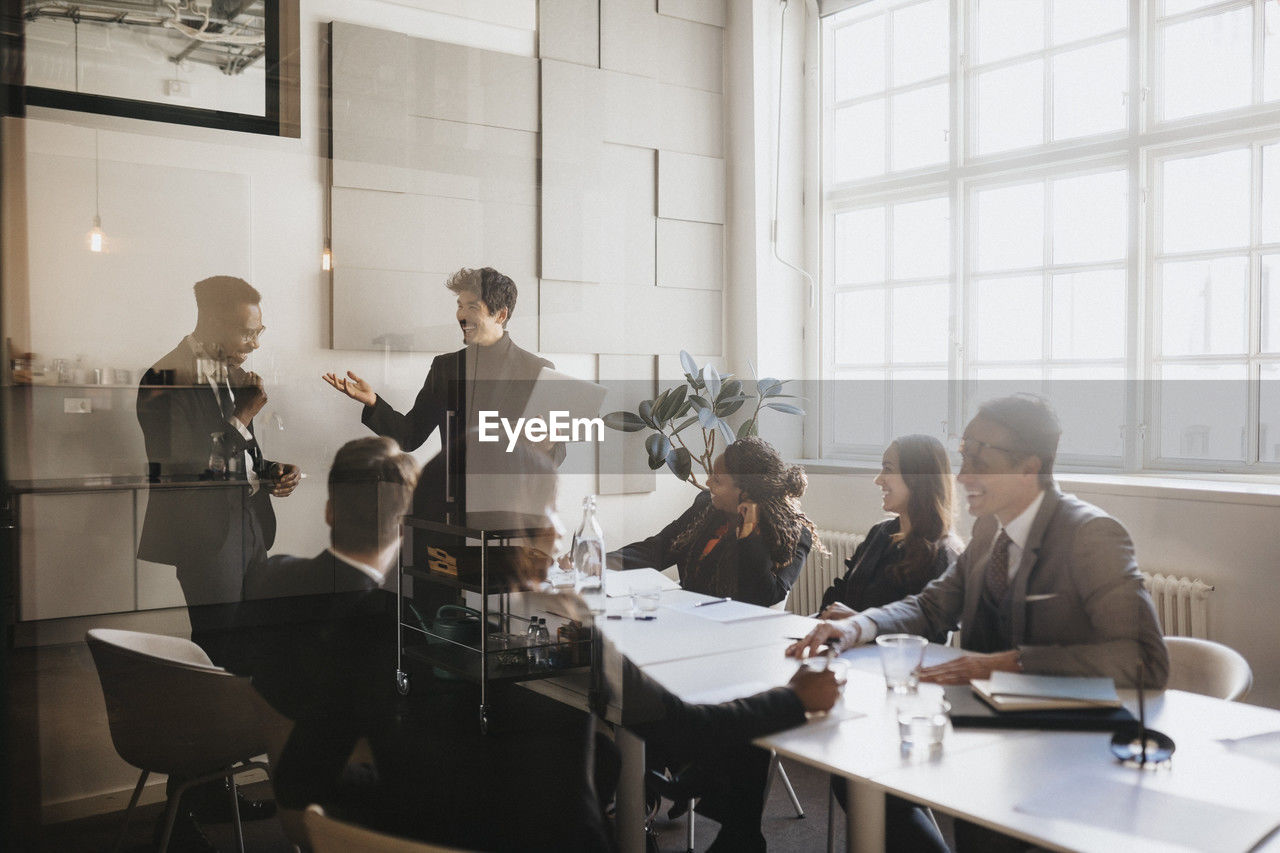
[862,486,1169,688]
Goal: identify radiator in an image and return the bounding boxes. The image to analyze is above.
[1141,571,1214,639]
[789,529,864,616]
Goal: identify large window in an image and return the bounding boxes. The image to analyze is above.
[820,0,1280,474]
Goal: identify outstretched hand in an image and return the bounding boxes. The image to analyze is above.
[785,620,858,659]
[322,370,376,407]
[918,650,1020,685]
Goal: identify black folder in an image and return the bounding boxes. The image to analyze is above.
[944,685,1137,731]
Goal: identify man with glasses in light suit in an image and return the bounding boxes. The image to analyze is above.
[789,393,1168,852]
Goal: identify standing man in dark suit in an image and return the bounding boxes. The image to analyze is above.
[137,275,301,663]
[322,266,563,519]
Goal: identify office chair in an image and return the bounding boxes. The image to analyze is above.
[1164,636,1253,701]
[86,628,273,853]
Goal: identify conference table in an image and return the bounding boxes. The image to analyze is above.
[533,581,1280,853]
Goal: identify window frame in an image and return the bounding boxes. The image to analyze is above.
[817,0,1280,477]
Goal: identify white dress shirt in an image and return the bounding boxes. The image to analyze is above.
[848,489,1047,646]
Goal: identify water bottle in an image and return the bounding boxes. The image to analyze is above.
[534,618,552,669]
[573,495,606,615]
[525,615,540,666]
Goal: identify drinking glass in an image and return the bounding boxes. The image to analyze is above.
[876,633,928,693]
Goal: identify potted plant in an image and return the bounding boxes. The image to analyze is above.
[602,351,804,488]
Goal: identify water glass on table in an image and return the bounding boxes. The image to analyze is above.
[896,684,950,754]
[875,633,928,693]
[629,585,661,617]
[801,654,850,689]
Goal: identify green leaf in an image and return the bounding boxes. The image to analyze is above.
[645,433,672,469]
[714,396,747,418]
[702,364,721,398]
[689,395,711,411]
[666,446,692,481]
[696,405,719,428]
[602,411,647,432]
[638,399,657,429]
[757,377,780,396]
[655,384,687,423]
[672,416,699,435]
[679,350,699,377]
[686,373,705,391]
[764,402,805,416]
[675,399,692,418]
[716,418,736,447]
[737,418,759,438]
[717,378,743,402]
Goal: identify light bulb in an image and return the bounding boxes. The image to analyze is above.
[88,216,104,253]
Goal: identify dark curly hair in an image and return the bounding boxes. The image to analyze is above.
[672,436,821,568]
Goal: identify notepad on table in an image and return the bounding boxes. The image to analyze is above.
[972,672,1121,712]
[603,568,682,597]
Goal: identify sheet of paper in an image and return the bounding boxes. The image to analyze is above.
[1220,730,1280,768]
[1015,774,1280,853]
[683,680,774,705]
[604,568,682,597]
[679,599,789,623]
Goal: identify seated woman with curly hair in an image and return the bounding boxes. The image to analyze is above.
[609,436,817,608]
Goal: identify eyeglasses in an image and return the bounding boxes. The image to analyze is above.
[956,437,1022,472]
[239,326,266,344]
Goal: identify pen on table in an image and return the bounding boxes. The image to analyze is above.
[694,596,732,607]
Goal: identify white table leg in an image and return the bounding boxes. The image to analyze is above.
[617,727,646,853]
[846,779,885,853]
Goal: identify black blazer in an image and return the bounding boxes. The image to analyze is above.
[360,333,563,516]
[819,518,960,619]
[610,490,811,607]
[265,559,610,852]
[136,340,276,566]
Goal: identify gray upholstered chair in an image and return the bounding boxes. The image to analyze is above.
[1164,636,1253,701]
[86,628,273,853]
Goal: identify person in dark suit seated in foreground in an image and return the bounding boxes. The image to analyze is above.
[789,394,1169,853]
[609,436,819,607]
[256,439,837,851]
[818,434,962,637]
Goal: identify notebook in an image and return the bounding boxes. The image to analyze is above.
[971,672,1122,712]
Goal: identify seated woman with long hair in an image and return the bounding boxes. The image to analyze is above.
[818,434,961,640]
[609,436,817,608]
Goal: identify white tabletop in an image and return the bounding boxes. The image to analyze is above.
[756,649,1280,853]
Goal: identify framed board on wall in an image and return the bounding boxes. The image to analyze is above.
[14,0,299,137]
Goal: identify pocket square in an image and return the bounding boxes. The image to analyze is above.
[1025,593,1058,602]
